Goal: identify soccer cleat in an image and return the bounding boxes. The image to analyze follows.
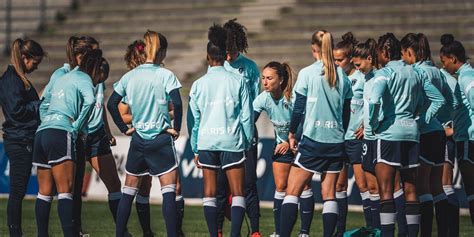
[251,231,262,237]
[298,233,309,237]
[269,232,280,237]
[218,229,223,237]
[178,229,185,237]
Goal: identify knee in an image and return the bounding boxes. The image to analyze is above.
[336,182,347,192]
[275,182,287,192]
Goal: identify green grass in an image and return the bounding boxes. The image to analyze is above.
[1,199,473,236]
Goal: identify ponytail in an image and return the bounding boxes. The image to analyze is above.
[79,49,103,80]
[354,38,378,66]
[263,61,295,102]
[335,32,358,58]
[10,38,45,90]
[66,36,78,67]
[321,32,337,88]
[65,36,99,68]
[417,33,431,62]
[144,30,161,63]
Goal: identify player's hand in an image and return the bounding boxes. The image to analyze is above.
[275,141,290,155]
[354,126,364,140]
[125,127,135,136]
[288,132,298,154]
[166,128,179,140]
[194,155,202,169]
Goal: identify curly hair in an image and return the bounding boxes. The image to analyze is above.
[124,40,146,69]
[377,33,401,60]
[223,18,248,55]
[207,24,227,62]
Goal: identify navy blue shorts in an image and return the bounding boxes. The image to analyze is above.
[294,136,344,174]
[33,129,75,169]
[456,141,474,164]
[272,150,294,164]
[345,139,363,164]
[198,150,245,169]
[126,133,177,176]
[376,140,419,169]
[85,126,112,160]
[419,131,446,167]
[362,139,377,175]
[445,136,455,166]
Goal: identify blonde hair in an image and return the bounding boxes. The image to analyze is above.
[312,30,337,88]
[10,38,45,89]
[144,30,161,63]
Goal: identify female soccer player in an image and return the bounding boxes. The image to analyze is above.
[108,30,183,237]
[401,32,453,236]
[439,34,474,225]
[351,38,382,229]
[33,49,105,237]
[281,30,353,237]
[0,38,45,237]
[188,24,252,237]
[214,18,262,237]
[369,33,444,237]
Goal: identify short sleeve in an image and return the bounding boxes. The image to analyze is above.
[252,93,266,113]
[113,77,128,97]
[164,72,182,94]
[294,71,308,96]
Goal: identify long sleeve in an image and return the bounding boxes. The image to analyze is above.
[368,76,388,131]
[39,82,53,120]
[72,82,96,134]
[188,91,201,154]
[240,80,253,149]
[343,99,351,132]
[169,89,183,132]
[422,75,446,124]
[289,92,306,133]
[107,91,129,133]
[0,76,40,122]
[439,74,456,125]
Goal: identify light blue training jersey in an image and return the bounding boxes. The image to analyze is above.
[368,60,445,142]
[114,64,182,140]
[37,70,96,138]
[253,91,293,144]
[40,63,72,120]
[294,61,353,144]
[362,69,378,141]
[188,66,253,154]
[456,63,474,141]
[345,70,365,140]
[224,53,261,103]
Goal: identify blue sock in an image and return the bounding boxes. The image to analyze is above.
[35,194,52,237]
[468,195,474,225]
[380,199,396,237]
[360,191,372,227]
[406,201,420,237]
[116,186,137,237]
[57,193,75,237]
[419,194,433,236]
[280,195,299,237]
[370,194,381,229]
[434,193,449,237]
[444,185,459,236]
[136,194,152,235]
[203,197,218,237]
[299,189,314,235]
[394,189,407,236]
[162,184,177,237]
[273,191,285,234]
[108,192,121,223]
[335,192,347,235]
[176,195,185,233]
[231,196,246,237]
[322,200,338,237]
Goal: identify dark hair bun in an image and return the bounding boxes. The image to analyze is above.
[440,34,454,46]
[208,24,227,50]
[342,32,357,45]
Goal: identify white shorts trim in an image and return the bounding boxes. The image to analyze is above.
[48,156,72,165]
[222,156,246,169]
[32,162,51,169]
[150,163,178,177]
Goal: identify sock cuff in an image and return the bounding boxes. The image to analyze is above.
[274,191,285,200]
[176,195,184,201]
[394,189,404,198]
[433,193,448,203]
[418,194,433,203]
[58,193,73,200]
[443,185,455,195]
[136,194,150,204]
[370,194,380,201]
[37,193,53,202]
[108,191,122,201]
[336,191,347,199]
[161,184,177,194]
[380,212,397,225]
[300,189,314,199]
[360,191,371,200]
[282,195,298,205]
[123,186,138,196]
[467,194,474,202]
[203,197,216,207]
[322,200,338,214]
[232,196,246,208]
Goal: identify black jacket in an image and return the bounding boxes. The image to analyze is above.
[0,65,40,142]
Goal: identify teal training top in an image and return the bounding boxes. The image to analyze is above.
[363,69,378,141]
[37,70,96,139]
[456,63,474,141]
[414,60,452,134]
[224,53,261,103]
[253,91,293,144]
[188,66,253,154]
[86,83,106,134]
[368,60,445,142]
[345,70,365,140]
[113,64,182,140]
[294,61,353,144]
[40,63,72,121]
